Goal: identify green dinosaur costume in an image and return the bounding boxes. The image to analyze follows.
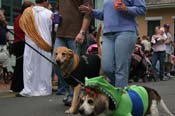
[85,76,149,116]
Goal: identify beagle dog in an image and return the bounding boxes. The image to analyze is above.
[54,25,102,114]
[78,77,174,116]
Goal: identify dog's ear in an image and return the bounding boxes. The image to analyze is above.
[54,48,59,57]
[94,95,107,115]
[67,49,73,58]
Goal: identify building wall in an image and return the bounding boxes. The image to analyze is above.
[95,0,103,9]
[137,16,147,37]
[24,0,35,2]
[94,0,103,26]
[138,8,175,38]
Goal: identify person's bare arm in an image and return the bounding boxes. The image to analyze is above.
[75,0,92,44]
[75,17,90,44]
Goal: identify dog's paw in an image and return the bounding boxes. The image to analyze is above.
[65,108,75,114]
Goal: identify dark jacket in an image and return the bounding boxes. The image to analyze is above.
[0,23,7,45]
[57,0,92,39]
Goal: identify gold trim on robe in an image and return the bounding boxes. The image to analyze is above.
[19,7,52,52]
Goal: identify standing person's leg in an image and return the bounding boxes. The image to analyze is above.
[101,34,116,86]
[10,42,24,92]
[60,38,76,106]
[114,32,137,88]
[152,52,159,80]
[54,37,69,94]
[67,38,76,95]
[159,51,166,80]
[67,39,76,51]
[164,53,168,75]
[54,37,67,48]
[165,53,172,77]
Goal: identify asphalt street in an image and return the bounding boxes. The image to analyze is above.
[0,78,175,116]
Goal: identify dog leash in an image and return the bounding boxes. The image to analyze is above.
[7,29,85,87]
[70,75,85,87]
[7,29,56,65]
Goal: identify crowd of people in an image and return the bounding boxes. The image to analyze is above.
[0,0,174,107]
[0,8,11,84]
[131,24,175,82]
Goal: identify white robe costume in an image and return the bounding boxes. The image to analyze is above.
[20,6,53,96]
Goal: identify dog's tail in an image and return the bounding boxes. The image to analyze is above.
[96,24,102,56]
[160,99,174,116]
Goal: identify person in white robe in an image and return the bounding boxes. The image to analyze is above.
[19,0,53,97]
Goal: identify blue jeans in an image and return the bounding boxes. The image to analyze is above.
[53,37,76,94]
[102,32,137,88]
[54,37,76,50]
[152,51,166,80]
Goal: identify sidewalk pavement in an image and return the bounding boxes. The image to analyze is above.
[0,78,175,116]
[0,80,10,92]
[0,80,58,98]
[0,80,16,98]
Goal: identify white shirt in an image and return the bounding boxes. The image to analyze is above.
[151,34,167,52]
[141,39,151,51]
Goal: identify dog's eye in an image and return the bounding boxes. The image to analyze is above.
[88,99,94,105]
[62,53,66,56]
[80,99,84,104]
[55,53,58,56]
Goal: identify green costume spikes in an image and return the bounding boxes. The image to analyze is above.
[85,76,123,105]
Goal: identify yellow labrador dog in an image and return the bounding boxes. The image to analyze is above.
[55,25,102,114]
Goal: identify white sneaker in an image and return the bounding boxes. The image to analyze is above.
[167,73,174,78]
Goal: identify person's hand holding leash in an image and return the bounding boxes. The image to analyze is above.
[76,4,92,44]
[75,30,86,44]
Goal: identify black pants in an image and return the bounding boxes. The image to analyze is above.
[152,51,166,80]
[10,41,24,92]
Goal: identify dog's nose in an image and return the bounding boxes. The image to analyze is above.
[78,108,85,115]
[56,60,61,65]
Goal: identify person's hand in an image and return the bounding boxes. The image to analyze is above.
[115,3,128,12]
[79,4,93,14]
[75,32,85,44]
[51,14,54,20]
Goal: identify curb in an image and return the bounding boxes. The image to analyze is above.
[0,92,16,99]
